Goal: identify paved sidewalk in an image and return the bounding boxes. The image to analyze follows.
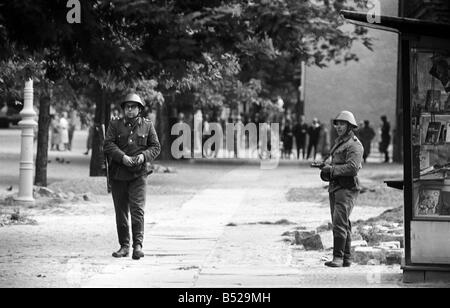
[83,165,403,288]
[84,167,255,287]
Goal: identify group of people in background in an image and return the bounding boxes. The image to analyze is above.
[356,115,391,163]
[281,115,391,163]
[282,116,329,161]
[50,111,77,152]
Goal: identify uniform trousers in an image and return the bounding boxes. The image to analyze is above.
[329,188,358,259]
[111,175,147,248]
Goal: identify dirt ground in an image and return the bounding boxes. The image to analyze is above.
[0,128,407,288]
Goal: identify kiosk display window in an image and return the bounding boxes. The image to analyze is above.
[411,49,450,219]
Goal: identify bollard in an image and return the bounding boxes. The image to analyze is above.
[14,79,37,204]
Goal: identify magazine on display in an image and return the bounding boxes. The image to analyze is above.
[416,188,441,216]
[424,90,442,112]
[424,121,442,144]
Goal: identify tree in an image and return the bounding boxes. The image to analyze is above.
[0,0,373,166]
[0,53,65,186]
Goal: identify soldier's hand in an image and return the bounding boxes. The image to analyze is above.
[122,155,134,167]
[135,154,145,165]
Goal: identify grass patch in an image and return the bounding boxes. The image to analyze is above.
[286,183,403,209]
[0,208,37,227]
[357,184,403,208]
[227,219,296,226]
[354,206,403,225]
[48,177,109,195]
[286,187,328,204]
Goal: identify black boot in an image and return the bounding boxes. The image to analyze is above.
[325,256,344,267]
[132,244,144,260]
[112,246,129,258]
[343,259,352,267]
[326,236,346,267]
[344,233,352,267]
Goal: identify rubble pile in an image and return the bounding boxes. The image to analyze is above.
[150,164,176,174]
[33,186,97,203]
[283,208,405,265]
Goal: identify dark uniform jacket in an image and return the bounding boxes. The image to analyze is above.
[104,117,161,181]
[328,131,364,193]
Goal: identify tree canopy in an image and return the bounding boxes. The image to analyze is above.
[0,0,374,167]
[0,0,371,96]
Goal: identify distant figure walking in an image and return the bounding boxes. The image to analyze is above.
[282,120,293,159]
[50,114,61,151]
[317,122,330,160]
[307,118,321,160]
[59,112,69,151]
[84,115,94,155]
[359,120,376,163]
[293,115,308,160]
[379,115,391,163]
[68,110,77,151]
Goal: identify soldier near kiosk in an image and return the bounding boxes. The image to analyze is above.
[319,111,364,268]
[104,93,161,260]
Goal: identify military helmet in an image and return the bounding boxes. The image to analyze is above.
[333,110,358,128]
[121,93,145,109]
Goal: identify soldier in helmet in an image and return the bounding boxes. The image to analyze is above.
[319,111,364,267]
[104,93,161,260]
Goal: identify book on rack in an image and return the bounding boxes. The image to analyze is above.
[416,188,440,216]
[419,150,430,171]
[439,190,450,216]
[424,121,442,144]
[412,117,420,145]
[445,95,450,112]
[429,57,450,93]
[446,122,450,143]
[425,90,442,112]
[438,123,446,144]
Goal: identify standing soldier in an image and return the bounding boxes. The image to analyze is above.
[319,111,363,267]
[104,93,161,260]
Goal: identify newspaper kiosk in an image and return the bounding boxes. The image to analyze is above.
[342,10,450,283]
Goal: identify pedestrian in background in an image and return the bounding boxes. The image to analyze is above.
[68,110,77,151]
[50,114,61,151]
[359,120,376,163]
[307,118,321,160]
[59,111,69,151]
[282,120,293,159]
[84,114,94,155]
[104,93,161,260]
[319,111,363,268]
[379,115,391,163]
[317,122,330,160]
[293,115,308,160]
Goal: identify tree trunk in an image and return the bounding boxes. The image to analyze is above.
[34,95,51,186]
[156,98,172,160]
[89,87,110,176]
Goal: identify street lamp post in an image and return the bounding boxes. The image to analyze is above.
[298,61,306,116]
[15,79,37,204]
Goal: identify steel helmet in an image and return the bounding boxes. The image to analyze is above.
[121,93,145,109]
[333,110,358,128]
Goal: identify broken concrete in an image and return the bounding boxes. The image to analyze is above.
[301,234,324,251]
